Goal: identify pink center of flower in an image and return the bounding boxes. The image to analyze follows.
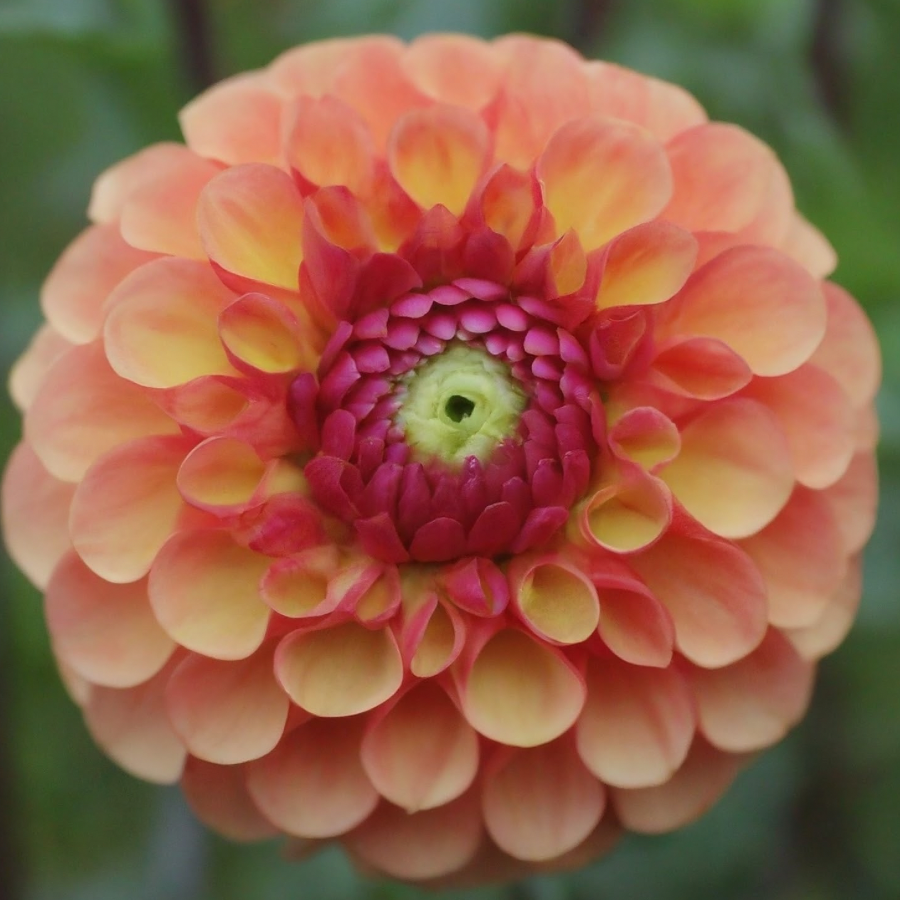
[292,279,600,563]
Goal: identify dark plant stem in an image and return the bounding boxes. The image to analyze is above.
[569,0,618,53]
[811,0,850,128]
[0,593,24,900]
[169,0,217,93]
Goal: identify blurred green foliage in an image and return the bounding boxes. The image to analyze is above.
[1,1,898,898]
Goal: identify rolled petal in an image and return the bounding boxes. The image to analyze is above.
[246,717,378,838]
[608,407,680,471]
[46,552,174,688]
[176,436,266,513]
[458,628,586,747]
[538,116,672,250]
[69,435,190,584]
[576,657,695,788]
[361,682,479,812]
[594,579,675,668]
[166,647,289,764]
[275,622,403,717]
[149,530,271,660]
[660,398,794,539]
[483,739,606,862]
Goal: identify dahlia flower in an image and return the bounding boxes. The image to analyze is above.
[2,34,880,884]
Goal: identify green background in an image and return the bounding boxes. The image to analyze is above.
[1,1,898,898]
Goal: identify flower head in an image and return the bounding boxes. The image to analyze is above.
[2,34,880,883]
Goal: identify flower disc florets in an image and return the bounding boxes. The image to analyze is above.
[1,34,881,885]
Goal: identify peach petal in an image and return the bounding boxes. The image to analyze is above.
[661,399,794,539]
[103,257,237,388]
[740,487,846,629]
[1,443,75,588]
[483,740,605,862]
[630,532,768,667]
[218,293,309,374]
[594,582,675,668]
[177,437,265,513]
[649,336,752,400]
[197,164,304,289]
[149,530,270,660]
[691,629,814,753]
[388,105,490,216]
[181,758,278,841]
[346,791,483,881]
[179,73,284,166]
[69,435,189,584]
[119,151,222,259]
[822,451,878,554]
[84,659,186,784]
[260,550,339,619]
[509,557,600,644]
[25,341,178,481]
[8,325,72,411]
[404,35,503,108]
[781,213,837,278]
[40,223,157,343]
[576,656,695,788]
[409,598,465,678]
[612,737,745,833]
[596,221,697,310]
[608,407,681,471]
[661,246,827,377]
[267,37,358,97]
[810,282,881,408]
[155,376,249,434]
[283,95,376,195]
[275,622,403,717]
[538,116,672,251]
[57,660,92,707]
[46,552,173,688]
[166,648,288,764]
[459,629,586,747]
[247,717,378,838]
[480,164,539,251]
[361,682,479,812]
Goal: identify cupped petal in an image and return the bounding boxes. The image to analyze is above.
[576,656,695,788]
[197,164,304,289]
[404,34,502,108]
[166,647,288,764]
[1,442,75,588]
[659,246,827,377]
[483,739,606,862]
[538,116,672,251]
[177,436,265,513]
[104,257,237,388]
[649,336,752,400]
[149,530,270,660]
[46,551,173,688]
[275,622,403,717]
[594,578,676,667]
[629,530,768,667]
[361,682,479,812]
[660,398,795,539]
[69,435,190,584]
[607,407,680,471]
[246,717,378,838]
[458,628,586,747]
[25,341,179,481]
[8,325,73,411]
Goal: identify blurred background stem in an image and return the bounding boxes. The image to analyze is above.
[169,0,217,93]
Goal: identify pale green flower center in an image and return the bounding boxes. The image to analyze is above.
[396,344,527,466]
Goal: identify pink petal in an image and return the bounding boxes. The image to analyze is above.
[822,451,878,554]
[594,580,676,668]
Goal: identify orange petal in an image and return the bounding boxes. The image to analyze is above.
[509,557,600,644]
[403,35,502,108]
[346,791,483,881]
[166,647,288,764]
[8,325,72,411]
[409,598,465,678]
[179,73,284,166]
[176,437,266,513]
[40,223,157,344]
[197,164,304,289]
[538,116,672,251]
[459,628,585,747]
[1,442,75,588]
[660,245,827,377]
[649,336,752,400]
[822,451,878,554]
[247,717,378,838]
[69,435,189,584]
[259,551,338,619]
[149,530,270,660]
[46,551,173,688]
[84,659,186,784]
[388,104,490,216]
[275,622,403,717]
[612,737,745,833]
[218,293,310,374]
[576,656,695,788]
[691,629,814,753]
[480,164,540,251]
[596,221,697,310]
[361,682,479,812]
[483,739,605,862]
[660,398,794,539]
[780,213,837,278]
[608,406,681,471]
[25,341,178,482]
[104,257,237,388]
[181,758,278,841]
[267,36,358,97]
[630,531,768,667]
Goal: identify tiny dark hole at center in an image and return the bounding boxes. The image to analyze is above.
[445,395,475,423]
